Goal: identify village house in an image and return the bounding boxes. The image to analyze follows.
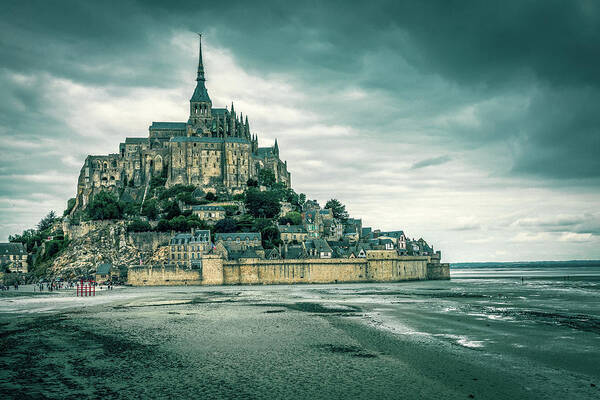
[214,232,261,251]
[378,230,407,249]
[169,229,212,267]
[302,209,322,239]
[304,239,333,259]
[323,218,343,241]
[0,243,28,273]
[278,224,308,243]
[191,205,226,222]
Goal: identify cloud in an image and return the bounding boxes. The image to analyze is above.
[1,1,600,262]
[411,155,451,170]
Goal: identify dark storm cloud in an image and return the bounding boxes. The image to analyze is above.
[1,1,599,258]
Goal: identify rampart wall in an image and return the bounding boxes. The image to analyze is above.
[127,251,450,286]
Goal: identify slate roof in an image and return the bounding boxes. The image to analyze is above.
[305,239,332,253]
[170,230,211,245]
[0,242,26,255]
[379,230,405,238]
[256,147,274,158]
[278,225,306,234]
[284,245,305,259]
[215,232,261,241]
[96,263,112,275]
[190,81,211,102]
[170,137,249,144]
[150,122,187,130]
[211,108,228,115]
[124,137,148,144]
[192,205,225,211]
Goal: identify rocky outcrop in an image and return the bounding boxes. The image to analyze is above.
[50,221,166,278]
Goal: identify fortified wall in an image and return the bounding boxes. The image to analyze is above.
[128,251,450,286]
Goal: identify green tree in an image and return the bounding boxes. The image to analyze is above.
[214,218,237,233]
[149,176,167,191]
[261,226,281,249]
[141,199,159,220]
[163,200,181,219]
[246,178,258,187]
[245,188,281,218]
[169,216,189,232]
[155,219,171,232]
[279,211,302,226]
[127,219,152,232]
[235,214,254,232]
[205,192,217,201]
[120,201,141,217]
[325,199,349,221]
[252,218,274,233]
[87,192,122,220]
[37,211,57,232]
[258,169,276,187]
[232,193,245,201]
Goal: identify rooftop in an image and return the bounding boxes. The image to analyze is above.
[150,122,187,130]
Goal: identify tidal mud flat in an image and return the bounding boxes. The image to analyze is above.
[1,277,599,399]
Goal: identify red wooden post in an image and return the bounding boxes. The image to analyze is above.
[93,282,95,296]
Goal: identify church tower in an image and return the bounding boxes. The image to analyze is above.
[188,34,212,135]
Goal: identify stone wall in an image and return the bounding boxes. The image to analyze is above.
[427,262,451,280]
[128,251,450,286]
[128,265,202,286]
[127,232,171,254]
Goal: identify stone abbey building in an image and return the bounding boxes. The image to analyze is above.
[73,36,291,211]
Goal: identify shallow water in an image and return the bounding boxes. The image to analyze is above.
[1,267,599,399]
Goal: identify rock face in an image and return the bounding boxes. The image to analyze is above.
[51,221,167,278]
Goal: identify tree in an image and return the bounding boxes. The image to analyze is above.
[245,188,281,218]
[169,216,189,232]
[252,218,274,233]
[325,199,349,221]
[258,169,276,187]
[214,218,237,233]
[205,192,217,201]
[279,211,302,226]
[37,211,57,232]
[236,214,254,232]
[87,192,122,220]
[155,219,171,232]
[120,201,141,217]
[163,200,181,220]
[246,178,258,187]
[141,199,159,220]
[127,219,152,232]
[298,193,306,208]
[261,226,281,249]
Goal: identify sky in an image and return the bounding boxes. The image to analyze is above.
[1,0,599,262]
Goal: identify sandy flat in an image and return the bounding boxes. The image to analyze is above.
[1,278,599,399]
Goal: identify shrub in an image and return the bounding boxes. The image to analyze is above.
[87,191,122,220]
[127,219,152,232]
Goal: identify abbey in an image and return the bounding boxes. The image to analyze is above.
[73,36,291,211]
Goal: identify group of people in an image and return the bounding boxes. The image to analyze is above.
[0,283,18,291]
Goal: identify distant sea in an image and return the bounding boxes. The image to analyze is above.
[450,260,600,278]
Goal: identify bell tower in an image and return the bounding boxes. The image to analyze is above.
[188,34,212,135]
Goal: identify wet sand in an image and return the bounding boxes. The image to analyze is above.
[1,278,599,399]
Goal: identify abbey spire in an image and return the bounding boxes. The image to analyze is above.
[189,34,212,133]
